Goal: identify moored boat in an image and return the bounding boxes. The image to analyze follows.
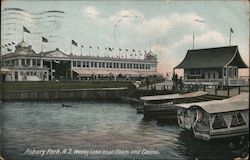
[176,92,249,141]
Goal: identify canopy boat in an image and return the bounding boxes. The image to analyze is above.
[140,91,207,105]
[176,92,249,141]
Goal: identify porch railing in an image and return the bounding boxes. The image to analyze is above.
[183,78,246,86]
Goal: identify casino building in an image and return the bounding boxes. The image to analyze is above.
[1,40,159,81]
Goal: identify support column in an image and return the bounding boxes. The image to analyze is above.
[70,60,73,80]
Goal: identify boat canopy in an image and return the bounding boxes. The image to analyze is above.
[176,92,249,114]
[140,91,207,101]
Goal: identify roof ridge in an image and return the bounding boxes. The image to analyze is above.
[188,45,237,52]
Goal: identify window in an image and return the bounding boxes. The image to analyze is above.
[33,59,37,66]
[228,67,233,78]
[21,59,25,66]
[94,62,97,68]
[234,67,237,77]
[223,67,227,77]
[86,62,89,68]
[26,59,30,66]
[91,62,94,68]
[37,60,41,66]
[77,61,81,67]
[73,61,76,67]
[82,61,86,68]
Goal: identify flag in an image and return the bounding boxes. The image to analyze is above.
[230,28,233,33]
[23,26,30,33]
[71,40,77,46]
[42,37,48,43]
[81,45,84,48]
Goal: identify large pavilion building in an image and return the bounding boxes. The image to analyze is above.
[1,40,159,81]
[174,46,248,86]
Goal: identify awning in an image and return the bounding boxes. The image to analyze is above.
[73,68,159,77]
[73,69,93,76]
[0,68,11,74]
[176,92,249,114]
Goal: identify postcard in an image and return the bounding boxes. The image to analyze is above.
[0,0,249,160]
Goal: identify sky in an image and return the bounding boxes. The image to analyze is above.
[1,0,249,76]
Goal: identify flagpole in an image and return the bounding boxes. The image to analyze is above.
[81,47,82,56]
[229,27,231,46]
[71,43,72,54]
[22,27,24,41]
[41,42,43,53]
[192,32,195,49]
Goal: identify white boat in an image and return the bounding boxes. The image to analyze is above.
[176,92,249,141]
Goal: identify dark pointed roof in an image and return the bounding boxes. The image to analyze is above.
[175,46,248,69]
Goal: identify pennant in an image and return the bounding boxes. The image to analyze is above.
[23,26,30,33]
[230,27,233,33]
[71,40,77,46]
[42,37,48,43]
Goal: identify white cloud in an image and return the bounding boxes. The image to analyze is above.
[84,6,99,19]
[136,17,172,36]
[110,9,144,25]
[168,12,206,30]
[195,30,226,44]
[151,44,169,54]
[175,30,226,49]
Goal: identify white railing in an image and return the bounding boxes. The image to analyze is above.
[184,78,246,86]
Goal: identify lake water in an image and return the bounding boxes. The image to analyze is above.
[0,102,248,160]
